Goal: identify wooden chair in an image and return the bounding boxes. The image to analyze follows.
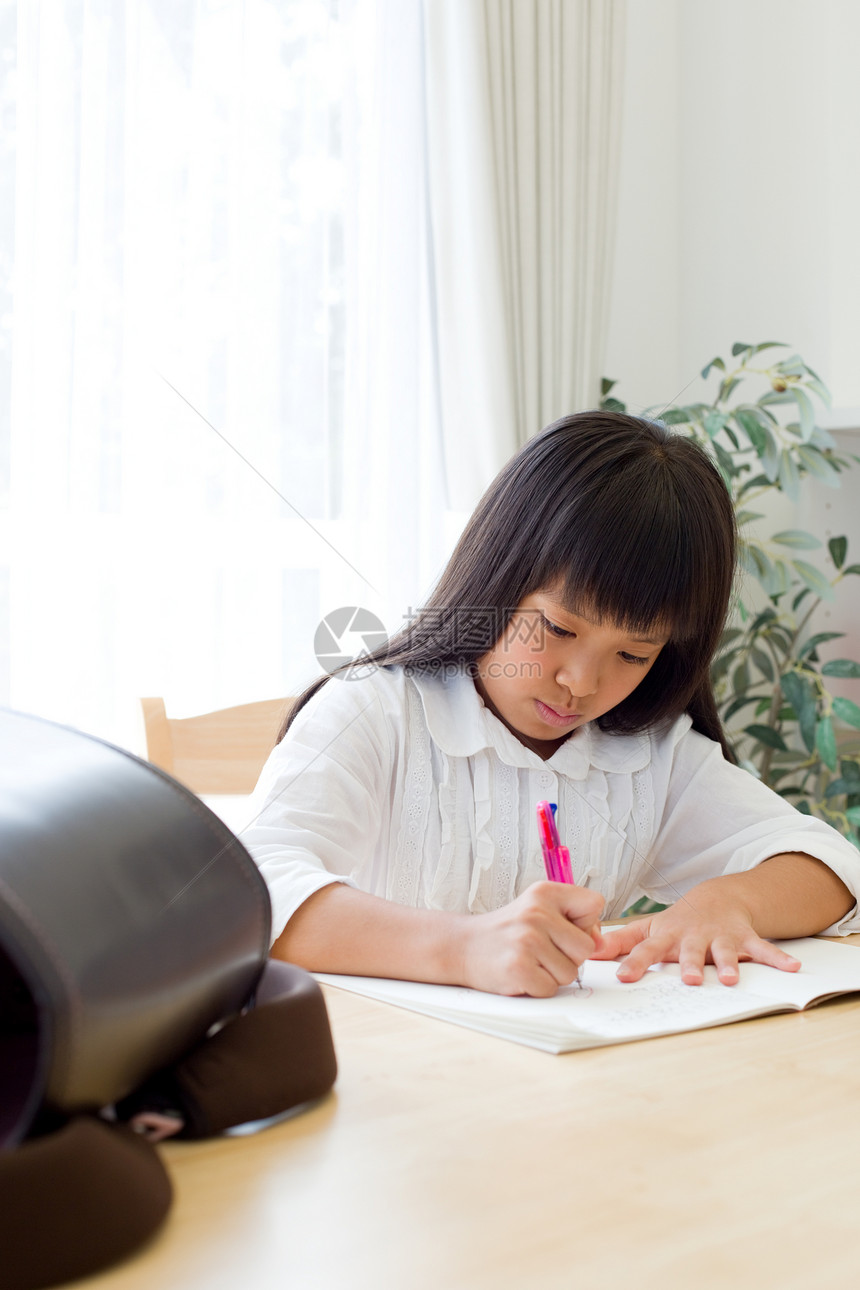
[140,697,291,795]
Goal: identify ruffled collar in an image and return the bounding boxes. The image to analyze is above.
[409,666,654,779]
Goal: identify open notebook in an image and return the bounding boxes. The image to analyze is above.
[316,936,860,1054]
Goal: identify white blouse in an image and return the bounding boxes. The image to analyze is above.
[243,664,860,942]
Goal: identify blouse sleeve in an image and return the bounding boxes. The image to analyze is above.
[641,723,860,935]
[240,673,395,942]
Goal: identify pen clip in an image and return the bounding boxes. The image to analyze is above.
[537,801,564,882]
[537,800,560,850]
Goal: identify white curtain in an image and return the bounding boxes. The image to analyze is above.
[2,0,628,747]
[341,0,448,631]
[3,0,443,749]
[423,0,627,510]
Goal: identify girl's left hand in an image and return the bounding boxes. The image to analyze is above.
[590,881,802,986]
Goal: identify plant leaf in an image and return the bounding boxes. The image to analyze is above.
[809,424,837,451]
[660,406,696,426]
[733,660,751,693]
[759,390,797,408]
[737,472,770,498]
[776,354,807,377]
[797,444,841,488]
[723,694,762,722]
[822,659,860,678]
[704,410,728,438]
[712,440,739,482]
[717,376,741,404]
[771,529,821,550]
[778,450,800,501]
[744,723,787,750]
[833,697,860,729]
[792,558,835,601]
[711,651,736,684]
[780,671,818,752]
[829,536,848,569]
[735,509,765,526]
[805,375,832,408]
[846,807,860,827]
[751,341,788,356]
[792,386,816,440]
[751,647,774,681]
[816,715,838,771]
[701,357,725,380]
[826,778,860,799]
[764,625,794,656]
[750,607,777,631]
[735,409,767,454]
[738,541,775,583]
[797,630,844,660]
[732,342,752,356]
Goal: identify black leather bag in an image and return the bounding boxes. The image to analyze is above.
[0,709,337,1289]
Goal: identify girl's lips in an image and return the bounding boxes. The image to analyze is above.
[534,699,582,728]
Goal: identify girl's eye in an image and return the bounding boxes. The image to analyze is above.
[620,651,650,666]
[542,615,573,639]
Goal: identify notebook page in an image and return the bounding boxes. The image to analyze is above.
[316,937,860,1052]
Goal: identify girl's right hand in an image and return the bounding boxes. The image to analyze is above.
[459,882,604,997]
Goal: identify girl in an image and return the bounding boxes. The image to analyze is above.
[245,411,860,997]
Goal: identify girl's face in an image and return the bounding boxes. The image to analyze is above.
[474,588,668,756]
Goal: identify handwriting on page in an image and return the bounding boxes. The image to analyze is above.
[565,972,762,1038]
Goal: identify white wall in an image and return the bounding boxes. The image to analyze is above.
[605,0,860,669]
[606,0,860,421]
[604,0,681,413]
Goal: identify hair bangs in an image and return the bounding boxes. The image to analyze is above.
[529,430,730,646]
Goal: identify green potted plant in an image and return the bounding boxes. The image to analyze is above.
[602,342,860,850]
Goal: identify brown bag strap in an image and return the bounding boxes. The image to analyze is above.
[0,962,337,1289]
[0,1117,173,1290]
[116,960,338,1138]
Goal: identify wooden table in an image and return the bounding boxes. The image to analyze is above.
[81,945,860,1290]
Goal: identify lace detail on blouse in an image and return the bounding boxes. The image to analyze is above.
[492,760,517,908]
[632,766,653,841]
[390,681,431,906]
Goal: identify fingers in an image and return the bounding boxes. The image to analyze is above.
[615,934,675,983]
[535,884,603,985]
[588,921,649,962]
[614,927,803,986]
[558,885,605,955]
[708,938,741,986]
[464,882,604,997]
[535,928,598,992]
[555,882,605,930]
[740,937,801,974]
[491,921,597,997]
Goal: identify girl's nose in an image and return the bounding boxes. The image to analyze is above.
[556,657,599,698]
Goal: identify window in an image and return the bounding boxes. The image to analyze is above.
[2,0,442,748]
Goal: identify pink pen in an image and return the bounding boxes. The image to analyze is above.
[537,800,587,985]
[536,801,573,884]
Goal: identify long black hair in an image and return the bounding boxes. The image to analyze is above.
[281,411,737,758]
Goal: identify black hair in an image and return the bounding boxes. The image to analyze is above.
[281,411,737,758]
